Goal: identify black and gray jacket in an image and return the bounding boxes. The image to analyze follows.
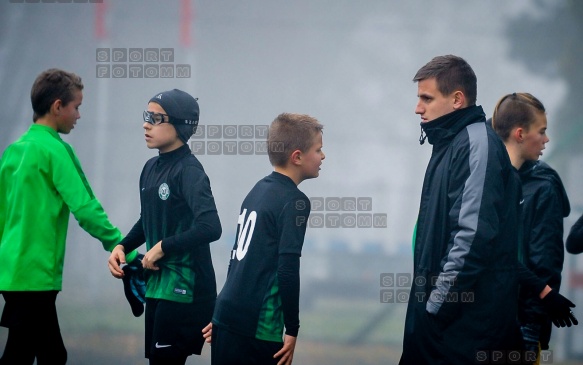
[400,106,522,365]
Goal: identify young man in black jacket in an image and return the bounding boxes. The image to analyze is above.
[400,55,523,365]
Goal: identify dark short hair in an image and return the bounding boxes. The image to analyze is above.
[31,68,84,122]
[413,55,477,106]
[491,92,546,141]
[267,113,324,167]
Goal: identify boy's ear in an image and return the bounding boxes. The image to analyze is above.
[50,99,63,116]
[290,149,302,166]
[512,127,524,143]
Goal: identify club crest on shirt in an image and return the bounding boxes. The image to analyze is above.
[158,183,170,200]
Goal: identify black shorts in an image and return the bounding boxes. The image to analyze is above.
[1,291,60,329]
[145,298,215,359]
[0,291,67,364]
[211,324,283,365]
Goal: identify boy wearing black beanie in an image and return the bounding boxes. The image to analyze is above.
[108,89,221,365]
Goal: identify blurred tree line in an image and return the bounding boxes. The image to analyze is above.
[505,0,583,165]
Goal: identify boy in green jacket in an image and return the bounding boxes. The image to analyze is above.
[0,68,135,364]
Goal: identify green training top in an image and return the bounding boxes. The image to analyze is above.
[0,124,134,291]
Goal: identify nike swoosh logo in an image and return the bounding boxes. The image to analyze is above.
[155,342,172,348]
[519,199,525,205]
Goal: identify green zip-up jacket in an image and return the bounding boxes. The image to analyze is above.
[0,124,134,291]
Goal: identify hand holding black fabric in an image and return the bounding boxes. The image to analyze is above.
[541,290,578,327]
[122,253,146,317]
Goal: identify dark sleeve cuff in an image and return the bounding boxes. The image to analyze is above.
[278,253,300,337]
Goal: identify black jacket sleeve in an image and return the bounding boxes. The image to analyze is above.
[120,217,146,252]
[278,253,300,337]
[566,213,583,254]
[526,183,565,290]
[161,165,222,254]
[517,261,547,297]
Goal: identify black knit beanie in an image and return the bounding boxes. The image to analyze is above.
[148,89,199,144]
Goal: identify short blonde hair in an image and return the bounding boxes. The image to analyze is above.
[267,113,323,167]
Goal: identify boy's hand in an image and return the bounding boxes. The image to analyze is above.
[108,245,126,278]
[274,334,296,365]
[122,254,146,317]
[202,322,213,344]
[142,241,164,270]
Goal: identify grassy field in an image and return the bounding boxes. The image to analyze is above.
[61,335,401,365]
[1,296,583,364]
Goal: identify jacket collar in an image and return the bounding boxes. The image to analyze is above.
[158,143,190,163]
[519,160,571,217]
[421,105,486,146]
[30,123,60,139]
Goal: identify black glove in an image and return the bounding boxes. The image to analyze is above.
[122,253,146,317]
[541,290,578,328]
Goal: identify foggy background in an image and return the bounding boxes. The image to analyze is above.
[1,0,583,364]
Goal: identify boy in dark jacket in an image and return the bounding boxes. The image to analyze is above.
[492,92,577,363]
[519,160,571,351]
